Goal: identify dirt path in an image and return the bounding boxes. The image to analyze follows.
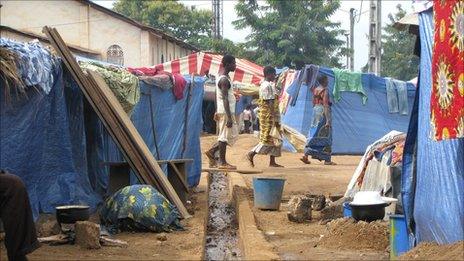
[201,134,389,260]
[1,175,208,261]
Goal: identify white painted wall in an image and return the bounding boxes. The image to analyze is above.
[1,0,195,67]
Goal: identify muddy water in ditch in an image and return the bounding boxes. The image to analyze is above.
[205,172,241,260]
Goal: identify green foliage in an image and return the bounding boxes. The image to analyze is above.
[381,4,419,81]
[113,0,212,48]
[233,0,346,69]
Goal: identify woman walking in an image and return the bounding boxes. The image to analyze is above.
[300,75,336,165]
[246,66,283,168]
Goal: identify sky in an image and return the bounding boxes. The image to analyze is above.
[93,0,414,71]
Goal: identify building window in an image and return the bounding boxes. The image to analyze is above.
[161,54,164,63]
[107,44,124,66]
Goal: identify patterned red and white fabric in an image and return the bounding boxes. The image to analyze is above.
[278,70,297,114]
[431,0,464,140]
[134,52,264,86]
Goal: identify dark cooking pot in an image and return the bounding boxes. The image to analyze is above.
[56,205,90,224]
[349,203,388,222]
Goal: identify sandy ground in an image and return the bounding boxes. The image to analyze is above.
[0,175,208,261]
[201,134,389,260]
[0,133,387,260]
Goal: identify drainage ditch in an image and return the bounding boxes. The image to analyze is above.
[204,171,241,260]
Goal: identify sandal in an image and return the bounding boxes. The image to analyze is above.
[218,163,237,170]
[324,161,337,165]
[246,152,255,168]
[270,163,284,168]
[300,157,311,164]
[205,151,217,168]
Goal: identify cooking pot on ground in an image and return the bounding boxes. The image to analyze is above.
[55,205,90,224]
[349,203,388,222]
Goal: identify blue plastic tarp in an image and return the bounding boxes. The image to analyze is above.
[282,67,416,154]
[93,76,205,188]
[402,10,464,245]
[1,41,205,219]
[0,64,100,220]
[131,76,204,187]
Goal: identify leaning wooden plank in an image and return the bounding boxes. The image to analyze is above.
[87,70,190,218]
[86,70,167,193]
[85,72,162,191]
[44,26,190,218]
[43,27,150,187]
[44,26,153,186]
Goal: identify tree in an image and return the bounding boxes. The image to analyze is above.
[381,4,419,81]
[113,0,212,49]
[233,0,346,69]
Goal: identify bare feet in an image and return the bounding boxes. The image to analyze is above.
[218,163,237,170]
[269,163,284,168]
[246,152,255,168]
[205,151,217,168]
[300,156,311,164]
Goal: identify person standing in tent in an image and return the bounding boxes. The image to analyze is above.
[0,170,40,261]
[246,66,284,168]
[300,75,336,165]
[204,54,238,170]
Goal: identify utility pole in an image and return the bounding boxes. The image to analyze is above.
[349,8,355,72]
[376,0,382,75]
[345,33,350,69]
[368,0,382,75]
[212,0,223,39]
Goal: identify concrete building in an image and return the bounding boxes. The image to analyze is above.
[0,0,198,67]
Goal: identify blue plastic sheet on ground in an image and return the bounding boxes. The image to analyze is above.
[282,67,416,154]
[0,63,100,220]
[402,10,464,245]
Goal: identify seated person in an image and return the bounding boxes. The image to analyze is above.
[0,170,40,261]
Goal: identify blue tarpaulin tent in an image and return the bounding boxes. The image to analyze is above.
[282,66,416,154]
[402,9,463,246]
[0,40,204,219]
[95,76,205,188]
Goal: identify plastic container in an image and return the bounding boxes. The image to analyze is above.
[343,202,352,217]
[390,214,411,259]
[252,177,285,210]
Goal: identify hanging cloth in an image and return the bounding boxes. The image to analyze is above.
[332,68,367,104]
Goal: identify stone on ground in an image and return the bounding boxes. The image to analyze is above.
[75,221,101,249]
[287,195,312,223]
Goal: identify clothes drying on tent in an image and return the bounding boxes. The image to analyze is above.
[0,39,100,220]
[386,78,410,115]
[277,70,297,115]
[280,65,416,154]
[139,75,173,90]
[287,65,320,106]
[127,67,187,101]
[332,68,367,104]
[0,38,58,94]
[171,73,187,100]
[79,61,140,114]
